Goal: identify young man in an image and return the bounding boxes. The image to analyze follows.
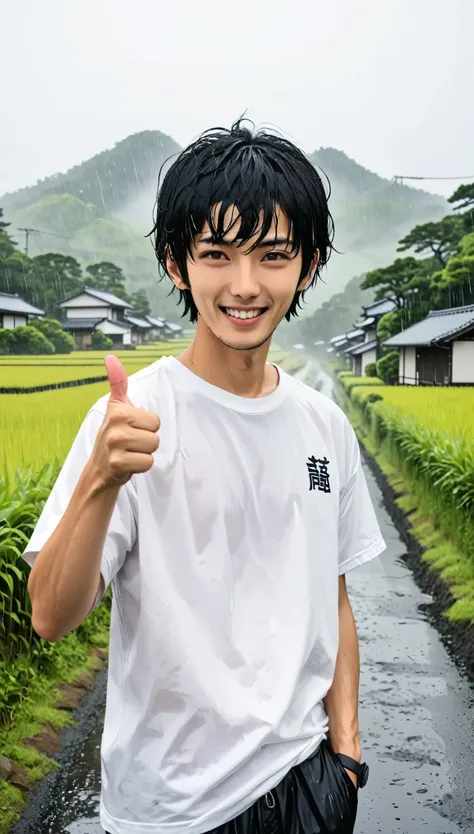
[24,121,386,834]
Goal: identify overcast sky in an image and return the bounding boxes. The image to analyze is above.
[1,0,472,198]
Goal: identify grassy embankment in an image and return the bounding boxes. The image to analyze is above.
[335,370,474,628]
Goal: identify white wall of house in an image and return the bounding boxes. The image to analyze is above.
[452,341,474,383]
[66,306,111,320]
[1,314,28,329]
[399,346,416,384]
[365,327,377,342]
[63,293,108,309]
[361,347,377,375]
[61,293,132,322]
[99,320,132,345]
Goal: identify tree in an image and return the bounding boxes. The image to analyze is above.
[361,258,426,309]
[448,183,474,213]
[377,311,404,345]
[129,289,151,317]
[0,207,14,240]
[396,216,465,268]
[25,253,83,318]
[292,273,375,345]
[0,249,31,297]
[0,208,32,296]
[91,329,113,350]
[29,317,75,354]
[8,325,55,355]
[365,361,377,377]
[376,351,399,385]
[0,329,14,355]
[85,261,131,303]
[430,232,474,309]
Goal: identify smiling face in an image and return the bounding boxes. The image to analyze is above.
[167,205,317,352]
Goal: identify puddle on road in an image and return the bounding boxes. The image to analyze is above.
[13,698,104,834]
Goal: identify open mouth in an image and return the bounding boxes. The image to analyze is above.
[220,306,268,324]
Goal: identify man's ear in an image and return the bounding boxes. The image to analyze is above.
[166,247,188,291]
[297,250,320,292]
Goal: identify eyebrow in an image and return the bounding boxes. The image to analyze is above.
[198,235,294,248]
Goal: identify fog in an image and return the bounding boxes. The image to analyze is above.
[1,0,473,198]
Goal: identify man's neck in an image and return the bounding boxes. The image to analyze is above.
[177,318,278,398]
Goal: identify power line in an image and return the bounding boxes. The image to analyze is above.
[393,174,474,186]
[15,226,70,255]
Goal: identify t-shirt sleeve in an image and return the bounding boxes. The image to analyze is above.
[22,406,137,607]
[338,418,386,575]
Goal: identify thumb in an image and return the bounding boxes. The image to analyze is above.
[104,354,131,405]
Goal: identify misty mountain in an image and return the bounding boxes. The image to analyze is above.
[1,131,449,316]
[1,131,180,216]
[309,147,448,309]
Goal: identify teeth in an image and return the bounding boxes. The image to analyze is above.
[225,308,262,319]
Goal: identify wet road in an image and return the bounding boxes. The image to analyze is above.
[13,364,474,834]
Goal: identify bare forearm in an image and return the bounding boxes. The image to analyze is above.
[323,581,361,759]
[28,461,121,642]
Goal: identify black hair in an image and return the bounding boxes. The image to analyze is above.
[150,118,335,322]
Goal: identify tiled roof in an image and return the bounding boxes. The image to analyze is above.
[354,316,375,329]
[362,298,397,317]
[345,338,378,356]
[0,291,45,315]
[329,332,348,344]
[346,328,365,341]
[384,304,474,347]
[59,286,134,309]
[145,315,166,328]
[61,318,106,330]
[125,315,152,329]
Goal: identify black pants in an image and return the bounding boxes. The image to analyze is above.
[106,739,358,834]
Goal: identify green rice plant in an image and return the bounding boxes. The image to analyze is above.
[0,457,113,727]
[0,382,110,487]
[0,354,180,388]
[340,375,385,392]
[373,386,474,444]
[338,377,474,562]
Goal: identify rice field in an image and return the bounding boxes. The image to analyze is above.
[372,385,474,444]
[0,341,300,486]
[340,375,474,560]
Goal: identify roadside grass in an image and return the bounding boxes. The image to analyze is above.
[0,609,109,834]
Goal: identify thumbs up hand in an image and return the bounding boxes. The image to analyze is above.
[90,355,161,488]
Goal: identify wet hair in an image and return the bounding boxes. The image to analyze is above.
[150,118,335,322]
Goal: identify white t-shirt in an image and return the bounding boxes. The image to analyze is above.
[23,356,385,834]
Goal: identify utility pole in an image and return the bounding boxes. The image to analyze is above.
[17,227,38,256]
[15,226,70,256]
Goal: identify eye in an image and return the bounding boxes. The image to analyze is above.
[201,250,228,261]
[263,251,290,261]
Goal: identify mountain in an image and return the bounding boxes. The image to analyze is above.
[1,130,180,216]
[2,132,182,317]
[309,148,448,309]
[1,132,449,316]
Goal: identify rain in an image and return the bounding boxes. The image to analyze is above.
[1,2,474,834]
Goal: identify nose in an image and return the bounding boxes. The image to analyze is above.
[228,259,260,299]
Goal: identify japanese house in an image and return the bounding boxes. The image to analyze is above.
[384,303,474,386]
[345,297,397,376]
[1,287,183,350]
[0,291,45,328]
